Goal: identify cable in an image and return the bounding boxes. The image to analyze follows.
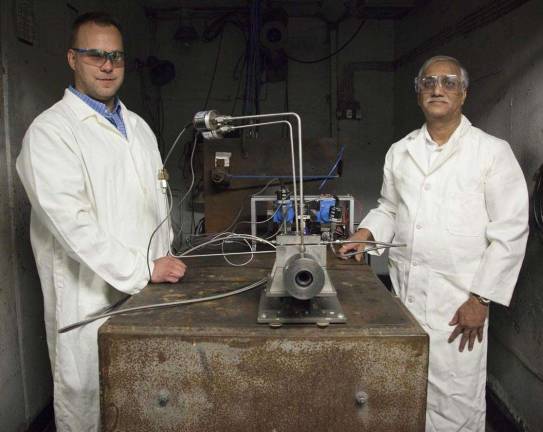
[176,133,199,244]
[176,250,276,259]
[222,237,254,267]
[210,177,280,237]
[146,132,198,281]
[146,181,174,281]
[266,224,284,240]
[326,240,406,247]
[58,278,268,334]
[328,242,406,259]
[285,18,366,64]
[234,206,281,231]
[203,29,225,110]
[172,232,276,259]
[163,122,192,167]
[318,145,345,190]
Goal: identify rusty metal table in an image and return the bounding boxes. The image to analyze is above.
[99,255,428,432]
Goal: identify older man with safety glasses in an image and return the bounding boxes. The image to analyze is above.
[16,12,186,431]
[340,55,528,431]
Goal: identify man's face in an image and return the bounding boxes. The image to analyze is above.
[67,22,124,107]
[417,60,467,122]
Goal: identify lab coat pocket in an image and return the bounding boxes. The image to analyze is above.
[426,271,471,331]
[446,192,487,237]
[388,256,405,300]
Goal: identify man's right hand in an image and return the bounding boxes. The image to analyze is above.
[337,228,374,262]
[151,256,187,283]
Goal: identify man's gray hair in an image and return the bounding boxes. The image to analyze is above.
[416,55,469,89]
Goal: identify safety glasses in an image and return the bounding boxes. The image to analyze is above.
[71,48,125,68]
[414,74,464,93]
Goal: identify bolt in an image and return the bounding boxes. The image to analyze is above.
[338,314,345,319]
[261,314,267,319]
[355,391,368,406]
[158,391,169,407]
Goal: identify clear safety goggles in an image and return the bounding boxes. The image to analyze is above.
[414,74,464,93]
[71,48,125,68]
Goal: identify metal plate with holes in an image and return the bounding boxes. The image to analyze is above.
[257,290,346,324]
[99,254,428,431]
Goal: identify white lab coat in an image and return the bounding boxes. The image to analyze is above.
[361,116,528,431]
[16,89,171,431]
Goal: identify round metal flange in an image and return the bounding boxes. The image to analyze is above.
[283,254,325,300]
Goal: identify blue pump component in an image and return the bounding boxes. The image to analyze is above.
[273,201,295,224]
[316,198,336,224]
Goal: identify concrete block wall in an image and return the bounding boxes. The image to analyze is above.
[0,1,149,430]
[394,0,543,429]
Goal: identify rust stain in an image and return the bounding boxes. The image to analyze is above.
[100,257,428,431]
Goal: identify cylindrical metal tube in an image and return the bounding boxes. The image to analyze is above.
[283,254,325,300]
[193,110,219,130]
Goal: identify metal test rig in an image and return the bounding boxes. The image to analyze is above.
[193,110,349,325]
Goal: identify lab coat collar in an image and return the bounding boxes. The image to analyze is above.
[406,115,472,176]
[63,89,134,141]
[118,99,137,143]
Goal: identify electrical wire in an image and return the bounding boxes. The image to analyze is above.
[176,133,199,244]
[58,277,268,334]
[318,145,345,190]
[163,122,192,167]
[203,29,225,109]
[222,237,254,267]
[266,223,285,240]
[234,206,281,231]
[145,130,199,281]
[180,175,282,248]
[146,181,174,281]
[172,232,276,258]
[326,240,405,247]
[285,18,366,64]
[328,242,406,259]
[176,250,276,259]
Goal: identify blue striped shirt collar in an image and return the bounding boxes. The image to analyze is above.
[68,85,127,139]
[68,85,122,116]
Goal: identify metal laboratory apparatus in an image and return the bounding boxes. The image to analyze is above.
[98,111,428,432]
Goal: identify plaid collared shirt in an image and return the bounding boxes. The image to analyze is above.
[68,86,127,139]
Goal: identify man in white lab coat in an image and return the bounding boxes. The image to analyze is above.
[339,55,528,431]
[16,12,186,431]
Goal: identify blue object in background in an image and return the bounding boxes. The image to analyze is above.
[273,201,295,224]
[316,198,335,224]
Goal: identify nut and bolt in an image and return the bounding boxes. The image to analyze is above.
[158,391,170,407]
[355,391,368,406]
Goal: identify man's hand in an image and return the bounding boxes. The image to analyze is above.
[151,256,187,283]
[448,295,489,352]
[337,228,374,262]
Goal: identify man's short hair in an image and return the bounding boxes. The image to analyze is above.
[417,55,470,89]
[70,12,123,48]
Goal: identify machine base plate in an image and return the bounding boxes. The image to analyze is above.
[257,289,347,325]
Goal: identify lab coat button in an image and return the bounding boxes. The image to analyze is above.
[412,262,418,267]
[407,296,414,303]
[416,224,422,230]
[424,184,431,191]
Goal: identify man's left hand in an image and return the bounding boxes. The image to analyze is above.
[448,295,489,352]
